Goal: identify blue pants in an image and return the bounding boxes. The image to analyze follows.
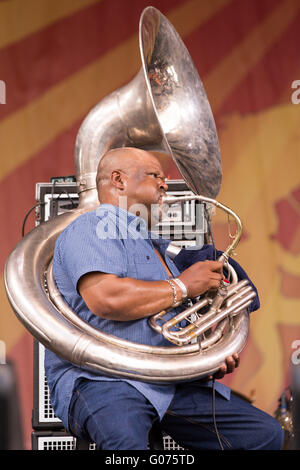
[68,379,284,450]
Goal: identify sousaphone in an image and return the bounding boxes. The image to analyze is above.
[4,7,256,382]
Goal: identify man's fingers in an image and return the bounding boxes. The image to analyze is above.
[225,356,236,374]
[225,354,240,373]
[210,272,224,280]
[208,272,224,290]
[233,353,240,368]
[208,261,224,274]
[212,364,227,379]
[210,354,240,380]
[211,261,223,268]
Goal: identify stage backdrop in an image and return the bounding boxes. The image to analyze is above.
[0,0,300,449]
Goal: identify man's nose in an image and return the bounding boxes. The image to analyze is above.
[159,179,168,191]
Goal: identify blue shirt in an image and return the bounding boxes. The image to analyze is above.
[45,204,230,430]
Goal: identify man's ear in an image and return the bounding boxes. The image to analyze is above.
[111,170,126,190]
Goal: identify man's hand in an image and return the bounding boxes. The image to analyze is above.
[206,354,240,381]
[178,260,224,299]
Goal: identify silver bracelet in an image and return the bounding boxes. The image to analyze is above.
[165,279,180,307]
[172,278,188,300]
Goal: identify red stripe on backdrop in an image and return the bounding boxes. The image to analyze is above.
[184,0,282,79]
[214,10,300,119]
[0,0,186,122]
[0,120,79,272]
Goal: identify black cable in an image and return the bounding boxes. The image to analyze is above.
[204,205,217,260]
[212,379,224,450]
[51,179,56,198]
[165,405,232,450]
[21,202,45,238]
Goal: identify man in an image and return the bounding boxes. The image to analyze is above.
[45,147,283,450]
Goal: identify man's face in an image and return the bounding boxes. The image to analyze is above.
[124,153,168,225]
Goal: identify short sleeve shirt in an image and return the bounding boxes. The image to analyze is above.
[45,204,230,430]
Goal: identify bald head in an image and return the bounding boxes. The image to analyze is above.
[97,148,145,183]
[96,147,162,202]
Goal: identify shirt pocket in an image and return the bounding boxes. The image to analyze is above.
[133,253,162,281]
